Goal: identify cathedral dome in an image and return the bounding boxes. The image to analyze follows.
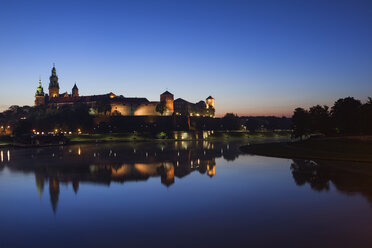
[35,80,45,96]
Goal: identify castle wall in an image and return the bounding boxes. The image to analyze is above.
[111,103,133,116]
[134,102,160,116]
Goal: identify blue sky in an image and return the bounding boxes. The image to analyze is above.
[0,0,371,116]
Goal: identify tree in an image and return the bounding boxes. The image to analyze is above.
[156,101,166,116]
[308,105,331,135]
[96,98,112,115]
[221,113,241,130]
[292,108,310,139]
[360,97,372,134]
[13,119,32,136]
[331,97,361,134]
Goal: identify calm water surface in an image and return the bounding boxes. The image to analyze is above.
[1,140,372,248]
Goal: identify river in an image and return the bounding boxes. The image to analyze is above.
[0,140,372,247]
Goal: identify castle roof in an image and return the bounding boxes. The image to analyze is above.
[206,96,214,100]
[161,91,173,96]
[174,98,190,104]
[72,83,78,90]
[48,93,150,105]
[49,93,112,104]
[111,97,149,104]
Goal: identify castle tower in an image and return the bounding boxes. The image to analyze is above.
[35,79,45,106]
[160,91,174,115]
[48,65,60,99]
[206,96,215,109]
[72,83,79,97]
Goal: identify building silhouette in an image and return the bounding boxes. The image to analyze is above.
[35,65,215,117]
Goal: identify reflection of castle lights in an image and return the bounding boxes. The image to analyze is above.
[0,151,3,162]
[78,147,81,156]
[7,150,10,161]
[207,165,216,177]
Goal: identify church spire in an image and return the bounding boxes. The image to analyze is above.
[35,78,44,96]
[72,82,79,97]
[49,64,60,98]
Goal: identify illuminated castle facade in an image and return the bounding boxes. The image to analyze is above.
[35,66,215,117]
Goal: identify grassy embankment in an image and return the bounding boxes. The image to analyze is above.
[66,131,291,143]
[0,131,292,146]
[66,133,156,143]
[0,135,12,147]
[240,136,372,163]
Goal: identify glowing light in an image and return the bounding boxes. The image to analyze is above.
[7,150,10,161]
[78,147,81,156]
[54,129,58,133]
[0,151,3,162]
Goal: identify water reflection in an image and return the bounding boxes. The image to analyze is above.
[291,159,372,205]
[2,141,372,214]
[0,141,242,212]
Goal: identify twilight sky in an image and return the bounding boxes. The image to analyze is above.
[0,0,371,116]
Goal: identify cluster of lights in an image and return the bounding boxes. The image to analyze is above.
[30,129,82,135]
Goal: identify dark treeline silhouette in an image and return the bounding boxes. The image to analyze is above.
[240,116,291,132]
[292,97,372,138]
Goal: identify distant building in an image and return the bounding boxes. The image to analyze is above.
[174,96,215,117]
[35,66,215,117]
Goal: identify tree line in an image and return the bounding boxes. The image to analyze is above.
[292,97,372,138]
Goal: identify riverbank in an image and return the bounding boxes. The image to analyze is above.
[240,136,372,163]
[0,131,291,147]
[0,135,12,147]
[66,131,291,144]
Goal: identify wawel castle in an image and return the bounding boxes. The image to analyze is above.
[35,66,215,117]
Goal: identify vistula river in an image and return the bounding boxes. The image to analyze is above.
[1,140,372,248]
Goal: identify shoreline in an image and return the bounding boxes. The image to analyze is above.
[240,136,372,163]
[0,132,291,148]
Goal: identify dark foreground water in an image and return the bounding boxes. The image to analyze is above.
[1,141,372,248]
